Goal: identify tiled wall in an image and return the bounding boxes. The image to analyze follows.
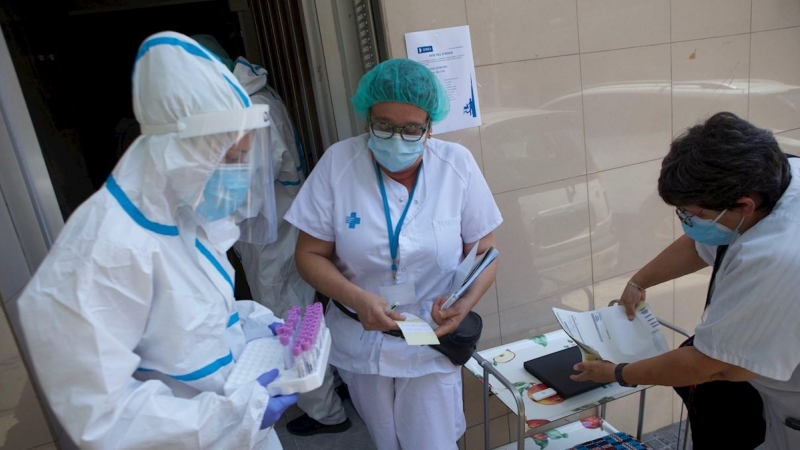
[380,0,800,448]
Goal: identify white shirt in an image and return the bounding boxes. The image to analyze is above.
[694,158,800,450]
[285,134,502,377]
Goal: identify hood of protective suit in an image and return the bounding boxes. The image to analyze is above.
[233,57,269,97]
[112,32,255,229]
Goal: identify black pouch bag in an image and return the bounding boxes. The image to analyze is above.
[672,245,765,450]
[333,300,482,366]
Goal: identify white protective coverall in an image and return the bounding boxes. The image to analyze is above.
[18,32,285,450]
[232,56,313,318]
[231,57,347,426]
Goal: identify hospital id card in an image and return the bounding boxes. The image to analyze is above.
[379,282,416,306]
[395,314,440,345]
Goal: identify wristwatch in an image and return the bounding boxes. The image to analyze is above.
[615,363,638,387]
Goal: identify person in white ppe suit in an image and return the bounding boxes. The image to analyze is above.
[17,31,297,450]
[231,56,351,436]
[191,34,350,436]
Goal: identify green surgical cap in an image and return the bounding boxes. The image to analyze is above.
[191,34,235,72]
[352,59,450,123]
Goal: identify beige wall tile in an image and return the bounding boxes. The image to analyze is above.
[593,270,674,325]
[380,0,468,58]
[477,56,585,194]
[494,177,593,311]
[466,0,578,66]
[671,0,751,42]
[776,128,800,156]
[464,414,510,450]
[672,34,751,135]
[752,0,800,32]
[478,312,502,352]
[577,0,670,53]
[589,161,673,283]
[750,27,800,132]
[581,45,672,173]
[473,282,499,318]
[604,386,681,436]
[499,286,593,344]
[462,367,511,428]
[437,127,484,171]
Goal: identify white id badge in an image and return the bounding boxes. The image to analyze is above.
[379,282,417,306]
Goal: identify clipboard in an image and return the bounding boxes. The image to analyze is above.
[441,246,499,310]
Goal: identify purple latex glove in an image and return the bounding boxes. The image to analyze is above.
[268,322,281,336]
[257,369,298,430]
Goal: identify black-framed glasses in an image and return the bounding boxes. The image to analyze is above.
[369,120,429,142]
[675,207,703,227]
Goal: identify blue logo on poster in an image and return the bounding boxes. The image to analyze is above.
[417,46,433,54]
[462,75,478,118]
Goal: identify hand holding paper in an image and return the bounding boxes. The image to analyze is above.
[432,295,469,337]
[353,290,404,332]
[552,303,669,364]
[395,314,440,345]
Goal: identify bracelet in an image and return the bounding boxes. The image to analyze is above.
[615,363,638,387]
[626,280,646,292]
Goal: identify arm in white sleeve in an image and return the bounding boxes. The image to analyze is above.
[236,300,282,341]
[18,241,270,450]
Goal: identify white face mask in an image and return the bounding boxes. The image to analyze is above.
[367,132,424,172]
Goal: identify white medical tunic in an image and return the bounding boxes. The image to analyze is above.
[285,134,503,377]
[694,158,800,450]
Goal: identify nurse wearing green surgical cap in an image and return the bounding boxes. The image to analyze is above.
[285,59,503,450]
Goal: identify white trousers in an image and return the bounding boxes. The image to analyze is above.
[338,369,465,450]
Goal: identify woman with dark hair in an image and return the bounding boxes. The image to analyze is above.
[573,112,800,450]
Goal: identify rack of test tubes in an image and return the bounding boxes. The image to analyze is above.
[223,303,332,397]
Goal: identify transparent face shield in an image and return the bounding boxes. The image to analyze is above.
[140,104,278,245]
[234,125,278,245]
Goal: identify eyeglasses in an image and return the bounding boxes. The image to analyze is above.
[675,207,703,227]
[368,120,429,142]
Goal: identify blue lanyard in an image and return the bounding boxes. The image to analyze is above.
[375,161,421,281]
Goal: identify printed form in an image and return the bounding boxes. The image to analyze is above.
[552,304,670,363]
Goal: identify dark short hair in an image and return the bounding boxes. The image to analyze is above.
[659,112,791,211]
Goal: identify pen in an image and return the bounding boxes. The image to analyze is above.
[384,302,399,314]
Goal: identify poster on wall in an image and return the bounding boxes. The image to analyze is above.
[404,25,481,135]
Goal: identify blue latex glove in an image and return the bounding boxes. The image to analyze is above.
[257,369,298,429]
[268,322,282,336]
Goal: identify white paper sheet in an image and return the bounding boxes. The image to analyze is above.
[552,304,670,363]
[405,26,481,134]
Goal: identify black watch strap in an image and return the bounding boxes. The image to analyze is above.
[615,363,638,387]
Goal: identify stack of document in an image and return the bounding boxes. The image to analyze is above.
[552,304,669,363]
[441,245,499,310]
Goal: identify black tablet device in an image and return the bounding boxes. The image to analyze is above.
[523,346,607,399]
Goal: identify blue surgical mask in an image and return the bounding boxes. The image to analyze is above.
[367,133,424,173]
[196,164,251,222]
[681,209,742,246]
